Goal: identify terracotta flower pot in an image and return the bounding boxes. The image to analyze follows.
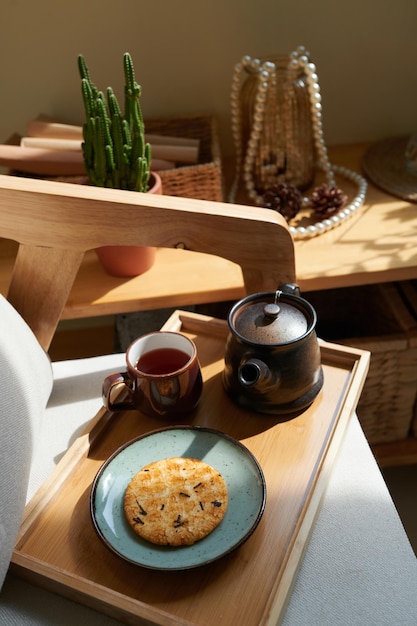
[95,172,162,277]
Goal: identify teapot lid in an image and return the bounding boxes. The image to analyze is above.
[231,289,311,345]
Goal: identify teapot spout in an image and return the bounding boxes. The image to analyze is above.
[238,358,276,389]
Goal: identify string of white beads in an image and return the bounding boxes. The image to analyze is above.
[229,48,368,240]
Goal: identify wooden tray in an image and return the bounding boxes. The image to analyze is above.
[12,311,370,626]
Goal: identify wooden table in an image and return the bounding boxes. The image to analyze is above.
[1,142,417,321]
[294,142,417,291]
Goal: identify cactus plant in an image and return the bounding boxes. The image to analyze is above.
[78,52,152,192]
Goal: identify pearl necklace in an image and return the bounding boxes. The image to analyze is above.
[230,47,367,240]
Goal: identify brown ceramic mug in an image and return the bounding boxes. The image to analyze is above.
[103,331,202,418]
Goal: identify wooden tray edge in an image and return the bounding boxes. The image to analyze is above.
[264,346,369,625]
[258,331,370,625]
[11,552,181,626]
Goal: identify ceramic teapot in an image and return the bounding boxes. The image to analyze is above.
[223,284,323,414]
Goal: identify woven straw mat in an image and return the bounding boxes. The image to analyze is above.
[362,135,417,203]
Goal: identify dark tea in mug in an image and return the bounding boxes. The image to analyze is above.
[103,331,202,417]
[136,348,190,375]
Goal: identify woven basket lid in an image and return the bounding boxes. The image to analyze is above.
[362,135,417,203]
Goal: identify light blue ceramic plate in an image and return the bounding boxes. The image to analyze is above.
[90,425,266,570]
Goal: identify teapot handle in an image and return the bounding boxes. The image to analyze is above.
[278,283,301,297]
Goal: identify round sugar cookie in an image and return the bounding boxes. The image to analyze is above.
[124,456,228,546]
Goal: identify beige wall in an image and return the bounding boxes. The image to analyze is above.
[1,0,417,158]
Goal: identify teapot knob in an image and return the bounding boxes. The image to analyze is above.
[263,303,280,319]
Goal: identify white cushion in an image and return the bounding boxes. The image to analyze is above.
[282,416,417,626]
[0,353,126,625]
[0,296,53,590]
[26,353,125,501]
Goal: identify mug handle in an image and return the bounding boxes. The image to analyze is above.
[103,372,136,411]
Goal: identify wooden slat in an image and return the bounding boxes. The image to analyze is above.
[0,174,294,278]
[0,174,295,346]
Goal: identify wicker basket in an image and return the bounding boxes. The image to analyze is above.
[307,283,417,444]
[394,280,417,437]
[144,114,223,201]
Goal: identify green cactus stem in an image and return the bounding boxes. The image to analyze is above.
[78,52,151,192]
